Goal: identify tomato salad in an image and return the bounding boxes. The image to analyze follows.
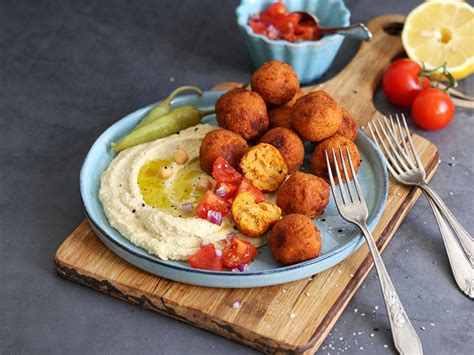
[248,0,322,43]
[189,157,264,271]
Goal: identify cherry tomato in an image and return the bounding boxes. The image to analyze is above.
[235,178,265,203]
[212,157,242,184]
[195,191,231,219]
[221,238,258,269]
[189,244,224,271]
[214,181,238,200]
[383,59,431,107]
[411,88,455,131]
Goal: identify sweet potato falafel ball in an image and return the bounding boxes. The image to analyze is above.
[215,90,269,141]
[251,61,300,106]
[277,172,330,218]
[260,127,305,174]
[199,128,249,174]
[215,88,247,127]
[336,108,358,141]
[292,91,342,142]
[270,214,322,265]
[310,135,360,182]
[268,106,294,129]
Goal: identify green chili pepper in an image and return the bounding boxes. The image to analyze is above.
[133,86,203,131]
[111,106,215,152]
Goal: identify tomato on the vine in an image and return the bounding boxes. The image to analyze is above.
[382,59,431,107]
[411,88,455,131]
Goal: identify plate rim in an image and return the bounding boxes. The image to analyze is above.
[79,91,388,278]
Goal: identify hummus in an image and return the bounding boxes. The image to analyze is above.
[99,124,267,261]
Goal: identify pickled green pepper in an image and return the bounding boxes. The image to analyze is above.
[133,86,202,131]
[111,106,215,152]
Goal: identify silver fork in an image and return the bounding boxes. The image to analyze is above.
[326,148,423,355]
[368,114,474,299]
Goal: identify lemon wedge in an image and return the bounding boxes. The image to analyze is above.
[402,0,474,80]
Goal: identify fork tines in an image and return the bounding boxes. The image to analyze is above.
[325,147,365,207]
[368,113,426,179]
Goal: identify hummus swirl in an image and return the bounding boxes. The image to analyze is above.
[99,124,266,261]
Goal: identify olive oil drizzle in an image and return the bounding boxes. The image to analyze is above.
[137,158,207,216]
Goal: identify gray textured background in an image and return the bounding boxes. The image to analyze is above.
[1,0,473,354]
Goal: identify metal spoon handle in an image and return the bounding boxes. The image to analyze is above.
[321,23,372,41]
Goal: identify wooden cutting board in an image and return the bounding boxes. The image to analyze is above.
[55,15,440,354]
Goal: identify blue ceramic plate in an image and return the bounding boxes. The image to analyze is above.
[80,91,388,288]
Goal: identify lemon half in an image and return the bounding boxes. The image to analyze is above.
[402,0,474,80]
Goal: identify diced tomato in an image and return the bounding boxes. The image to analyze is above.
[247,0,323,43]
[214,181,239,200]
[195,191,231,219]
[222,238,258,269]
[235,178,265,203]
[249,20,268,35]
[295,22,320,41]
[264,0,288,20]
[274,13,301,34]
[212,157,242,184]
[189,244,224,271]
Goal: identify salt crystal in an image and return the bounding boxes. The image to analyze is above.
[420,326,426,330]
[360,346,364,350]
[430,322,436,327]
[451,156,455,161]
[349,274,354,278]
[374,306,379,310]
[232,301,241,309]
[290,312,296,318]
[305,292,311,296]
[337,269,342,273]
[169,77,175,82]
[370,333,375,338]
[449,192,454,196]
[396,192,401,196]
[361,313,365,317]
[383,344,388,348]
[282,289,286,293]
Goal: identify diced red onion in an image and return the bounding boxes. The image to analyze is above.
[215,185,227,198]
[215,248,222,258]
[207,210,222,226]
[232,300,241,309]
[181,203,193,213]
[237,263,248,272]
[226,233,237,242]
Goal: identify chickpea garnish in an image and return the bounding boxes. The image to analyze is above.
[174,149,189,165]
[196,178,213,192]
[158,166,173,179]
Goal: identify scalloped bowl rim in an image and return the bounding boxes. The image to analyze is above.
[236,0,351,48]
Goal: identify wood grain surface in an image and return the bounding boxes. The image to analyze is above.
[55,15,440,354]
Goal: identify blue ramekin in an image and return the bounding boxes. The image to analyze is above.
[236,0,351,83]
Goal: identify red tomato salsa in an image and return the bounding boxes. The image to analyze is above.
[248,0,322,42]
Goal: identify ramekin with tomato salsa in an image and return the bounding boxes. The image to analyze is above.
[236,0,350,83]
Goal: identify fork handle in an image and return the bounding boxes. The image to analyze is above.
[359,224,423,355]
[418,183,474,266]
[424,194,474,298]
